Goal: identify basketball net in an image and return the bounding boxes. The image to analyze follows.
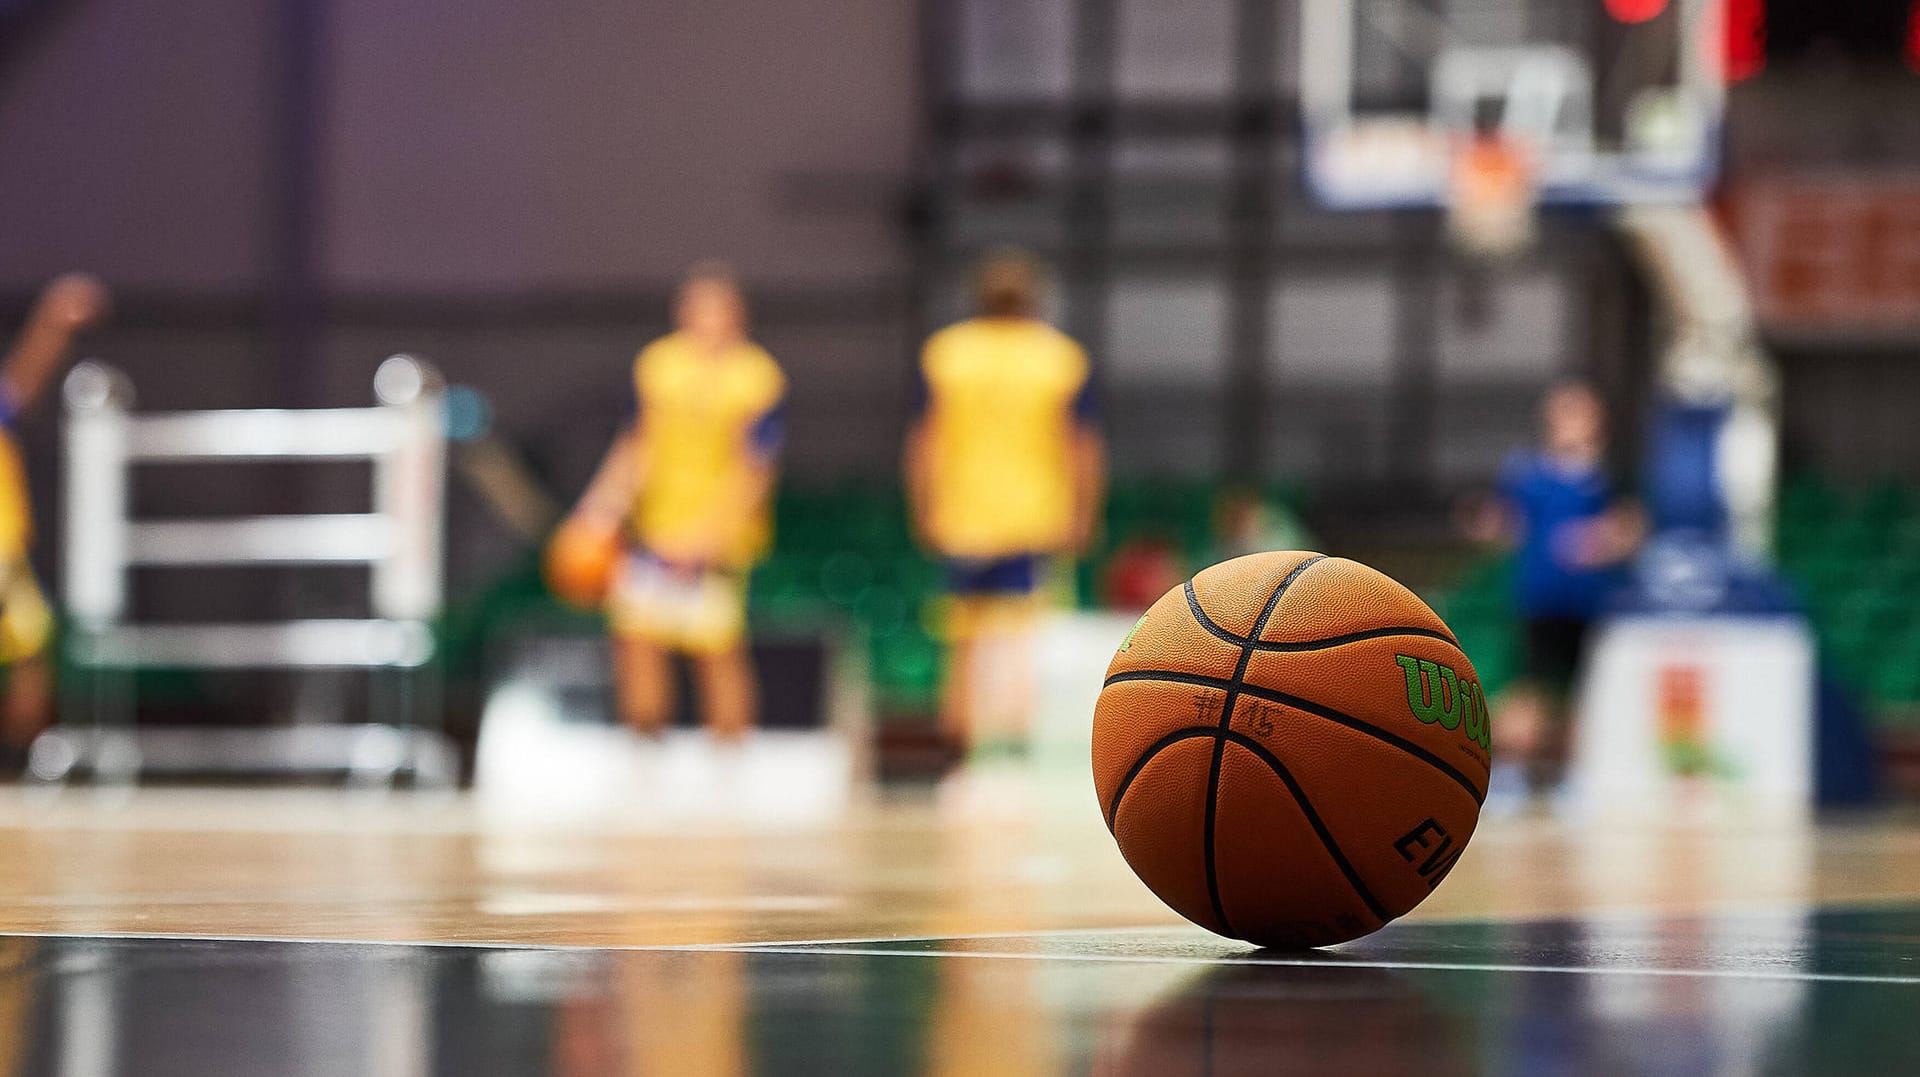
[1446,134,1538,260]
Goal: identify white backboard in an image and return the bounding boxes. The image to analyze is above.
[1301,0,1727,209]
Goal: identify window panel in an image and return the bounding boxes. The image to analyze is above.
[1107,276,1230,386]
[1270,277,1397,386]
[957,0,1075,101]
[1115,0,1236,99]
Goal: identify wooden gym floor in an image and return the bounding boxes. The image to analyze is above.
[0,780,1915,1073]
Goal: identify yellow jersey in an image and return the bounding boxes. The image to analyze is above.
[0,428,52,661]
[629,333,786,570]
[0,431,31,563]
[917,317,1094,559]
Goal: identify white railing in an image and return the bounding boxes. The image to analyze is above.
[37,356,455,788]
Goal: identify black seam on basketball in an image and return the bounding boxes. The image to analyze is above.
[1182,578,1459,651]
[1103,722,1399,935]
[1253,626,1460,651]
[1183,580,1246,646]
[1103,669,1487,806]
[1103,726,1220,829]
[1218,731,1392,926]
[1202,555,1324,940]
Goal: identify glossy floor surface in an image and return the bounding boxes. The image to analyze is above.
[0,779,1915,1074]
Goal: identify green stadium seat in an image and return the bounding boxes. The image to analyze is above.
[1782,475,1844,519]
[1860,481,1914,525]
[1869,657,1920,705]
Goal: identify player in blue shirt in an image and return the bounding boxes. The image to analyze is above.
[1465,382,1644,797]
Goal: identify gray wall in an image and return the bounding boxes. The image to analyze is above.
[0,0,916,289]
[0,0,274,290]
[325,0,915,291]
[0,0,918,419]
[0,0,921,603]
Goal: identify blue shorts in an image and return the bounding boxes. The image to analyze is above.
[945,555,1040,597]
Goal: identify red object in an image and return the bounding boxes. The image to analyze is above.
[1100,538,1184,611]
[1658,666,1706,740]
[1604,0,1669,25]
[1908,1,1920,73]
[1657,664,1712,776]
[1726,0,1767,82]
[1731,176,1920,336]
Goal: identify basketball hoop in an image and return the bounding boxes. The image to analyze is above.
[1447,134,1538,259]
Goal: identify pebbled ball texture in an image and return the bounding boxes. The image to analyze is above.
[1092,552,1490,949]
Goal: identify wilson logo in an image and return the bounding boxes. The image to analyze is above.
[1394,655,1491,751]
[1394,818,1463,890]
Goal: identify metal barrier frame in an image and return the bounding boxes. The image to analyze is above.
[35,356,455,787]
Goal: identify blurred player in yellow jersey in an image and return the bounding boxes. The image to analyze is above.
[0,273,110,755]
[564,266,786,742]
[904,251,1106,754]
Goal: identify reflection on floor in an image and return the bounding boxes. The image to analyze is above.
[0,785,1916,1072]
[0,909,1915,1075]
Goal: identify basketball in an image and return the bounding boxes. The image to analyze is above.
[1093,552,1491,949]
[543,519,623,609]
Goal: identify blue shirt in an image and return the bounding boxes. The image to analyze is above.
[1499,451,1625,619]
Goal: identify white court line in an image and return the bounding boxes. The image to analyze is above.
[0,925,1181,953]
[687,924,1182,949]
[0,930,1914,987]
[684,895,1920,951]
[0,930,557,951]
[3,896,1896,954]
[697,944,1920,987]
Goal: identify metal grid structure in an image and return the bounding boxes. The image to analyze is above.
[36,355,455,787]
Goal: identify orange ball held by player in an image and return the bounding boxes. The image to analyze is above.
[1092,552,1490,949]
[544,519,622,610]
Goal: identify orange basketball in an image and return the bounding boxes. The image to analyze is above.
[543,519,622,609]
[1092,552,1490,950]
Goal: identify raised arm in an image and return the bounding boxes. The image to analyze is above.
[3,273,110,412]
